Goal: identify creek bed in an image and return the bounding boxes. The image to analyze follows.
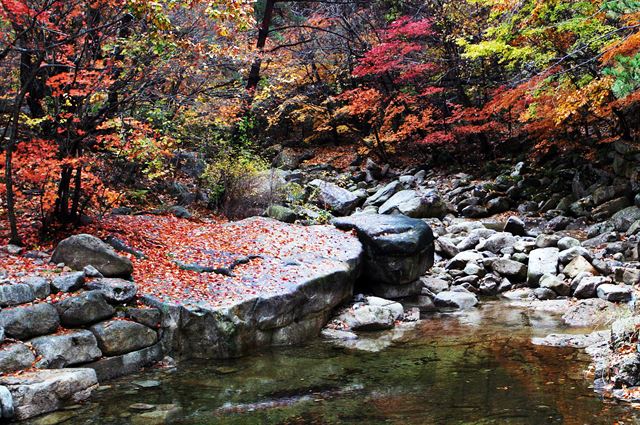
[37,302,638,424]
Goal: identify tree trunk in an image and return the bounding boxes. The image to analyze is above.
[246,0,276,95]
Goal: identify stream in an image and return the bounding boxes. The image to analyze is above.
[40,302,639,425]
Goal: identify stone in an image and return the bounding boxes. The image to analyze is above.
[501,288,535,300]
[486,197,510,215]
[420,277,449,294]
[615,267,640,285]
[491,259,527,281]
[333,214,434,285]
[364,181,402,207]
[446,251,484,270]
[51,272,85,293]
[379,190,446,218]
[461,205,489,218]
[563,256,598,278]
[481,233,516,254]
[591,197,631,220]
[336,302,402,332]
[124,308,162,329]
[320,329,358,341]
[463,262,485,277]
[504,216,526,236]
[30,331,102,368]
[478,276,499,296]
[434,291,478,310]
[435,237,459,259]
[398,295,437,312]
[0,369,98,420]
[557,237,581,251]
[370,280,423,299]
[558,247,592,264]
[535,234,561,248]
[85,344,163,381]
[308,179,360,216]
[609,207,640,232]
[596,284,632,303]
[0,343,36,373]
[573,276,608,299]
[90,320,158,356]
[265,205,297,223]
[0,283,35,307]
[527,248,559,285]
[22,277,50,299]
[51,234,134,278]
[83,265,103,278]
[539,274,570,296]
[167,205,191,219]
[54,291,115,327]
[0,304,60,340]
[545,216,572,231]
[0,385,14,419]
[611,316,640,351]
[534,288,557,300]
[86,278,137,304]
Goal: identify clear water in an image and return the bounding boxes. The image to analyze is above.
[41,302,640,425]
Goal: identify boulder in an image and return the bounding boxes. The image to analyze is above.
[504,216,526,236]
[0,369,98,420]
[527,248,559,285]
[420,277,449,294]
[51,234,134,277]
[90,320,158,356]
[563,256,598,278]
[333,214,434,286]
[446,251,484,270]
[434,291,478,310]
[609,206,640,232]
[124,308,162,329]
[22,277,50,299]
[573,276,608,299]
[379,190,446,218]
[84,343,163,381]
[481,233,516,254]
[0,385,13,419]
[0,343,36,373]
[435,237,460,259]
[596,284,633,303]
[308,180,360,216]
[30,330,102,368]
[51,272,85,293]
[534,287,557,300]
[491,259,527,281]
[54,291,115,327]
[370,280,423,299]
[557,237,581,251]
[0,284,35,307]
[0,304,60,340]
[336,298,403,331]
[364,181,402,207]
[85,278,137,304]
[539,274,570,296]
[558,247,592,264]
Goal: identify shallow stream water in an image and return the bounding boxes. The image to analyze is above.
[39,302,640,425]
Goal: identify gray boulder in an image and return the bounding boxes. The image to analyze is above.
[446,251,484,270]
[0,369,98,420]
[364,181,402,207]
[51,234,134,277]
[0,385,13,419]
[333,214,434,285]
[609,206,640,232]
[379,190,446,218]
[22,277,50,299]
[504,216,526,236]
[481,232,516,254]
[0,304,59,339]
[573,276,607,299]
[527,248,559,285]
[491,258,527,281]
[0,343,36,373]
[539,274,570,296]
[563,256,597,278]
[420,277,449,294]
[434,291,478,310]
[124,308,162,329]
[90,320,158,356]
[0,284,35,307]
[30,330,102,368]
[54,291,115,327]
[309,179,360,216]
[86,278,137,304]
[51,272,85,293]
[596,284,633,303]
[84,344,163,381]
[265,205,297,223]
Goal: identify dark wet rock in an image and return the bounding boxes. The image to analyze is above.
[51,272,85,293]
[0,283,35,307]
[0,304,60,339]
[30,331,102,368]
[434,291,478,310]
[364,181,402,207]
[545,216,572,231]
[90,320,158,356]
[398,295,437,312]
[446,251,484,270]
[124,308,162,329]
[491,258,527,281]
[0,343,36,373]
[85,344,164,381]
[86,278,137,304]
[0,369,98,420]
[309,179,360,216]
[486,197,510,215]
[504,216,526,236]
[54,291,115,327]
[51,234,134,278]
[527,248,559,285]
[333,214,433,285]
[596,284,632,303]
[22,276,50,299]
[461,205,489,218]
[370,280,423,299]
